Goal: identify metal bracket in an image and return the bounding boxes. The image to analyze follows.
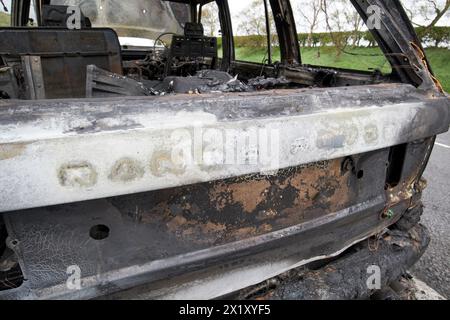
[21,56,46,100]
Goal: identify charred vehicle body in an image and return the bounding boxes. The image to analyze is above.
[0,0,449,299]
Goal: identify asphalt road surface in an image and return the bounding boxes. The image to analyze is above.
[411,129,450,299]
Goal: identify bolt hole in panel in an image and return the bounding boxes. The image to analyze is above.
[89,224,110,240]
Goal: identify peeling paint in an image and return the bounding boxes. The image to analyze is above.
[0,143,27,160]
[209,179,271,213]
[109,158,145,183]
[118,157,353,246]
[149,150,186,177]
[364,124,379,144]
[58,162,97,188]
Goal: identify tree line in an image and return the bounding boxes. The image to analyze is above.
[204,0,449,54]
[231,26,450,49]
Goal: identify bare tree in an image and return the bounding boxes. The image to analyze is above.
[295,0,322,47]
[341,3,365,46]
[320,0,350,56]
[236,0,276,36]
[402,0,450,28]
[422,0,450,28]
[237,0,266,36]
[201,3,220,37]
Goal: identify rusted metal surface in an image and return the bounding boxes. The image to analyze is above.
[384,138,436,212]
[111,158,353,245]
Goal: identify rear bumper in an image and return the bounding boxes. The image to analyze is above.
[234,223,430,300]
[1,195,419,300]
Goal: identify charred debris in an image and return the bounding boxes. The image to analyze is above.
[87,64,292,98]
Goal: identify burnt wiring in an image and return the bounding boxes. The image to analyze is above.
[410,41,444,93]
[0,220,24,291]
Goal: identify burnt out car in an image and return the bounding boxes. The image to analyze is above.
[0,0,449,300]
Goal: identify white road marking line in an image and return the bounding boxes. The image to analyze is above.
[435,142,450,149]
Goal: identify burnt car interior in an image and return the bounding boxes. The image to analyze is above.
[0,0,424,100]
[0,0,448,300]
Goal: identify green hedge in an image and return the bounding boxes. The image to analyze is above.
[415,27,450,47]
[232,26,450,48]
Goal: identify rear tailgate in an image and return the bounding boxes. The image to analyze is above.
[0,83,449,299]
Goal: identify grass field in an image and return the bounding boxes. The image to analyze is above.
[0,12,10,26]
[425,48,450,93]
[235,46,450,92]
